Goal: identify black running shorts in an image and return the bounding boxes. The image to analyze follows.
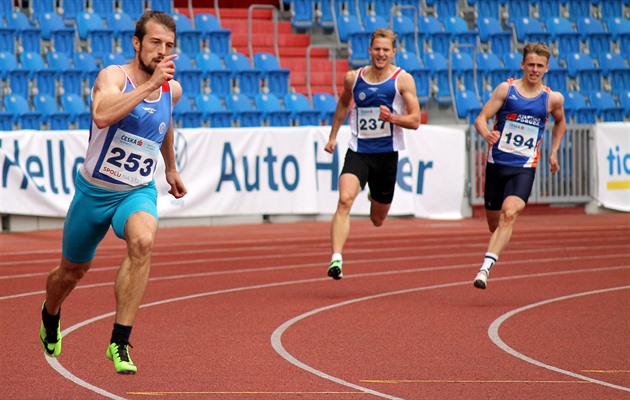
[340,149,398,204]
[484,162,536,210]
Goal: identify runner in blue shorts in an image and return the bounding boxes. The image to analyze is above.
[324,28,422,280]
[472,42,566,289]
[39,11,187,374]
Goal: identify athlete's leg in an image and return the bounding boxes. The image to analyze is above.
[369,199,391,227]
[486,195,526,256]
[45,257,92,315]
[114,211,158,326]
[331,173,362,254]
[486,209,501,232]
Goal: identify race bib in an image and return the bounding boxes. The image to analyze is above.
[498,120,539,158]
[357,107,391,139]
[98,129,160,186]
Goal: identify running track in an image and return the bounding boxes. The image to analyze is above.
[1,212,629,399]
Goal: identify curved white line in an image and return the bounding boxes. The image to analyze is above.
[46,265,630,398]
[488,286,630,392]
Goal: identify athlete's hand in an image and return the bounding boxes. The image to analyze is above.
[324,138,336,154]
[483,129,501,146]
[379,105,393,122]
[151,54,178,87]
[165,170,187,199]
[549,152,560,174]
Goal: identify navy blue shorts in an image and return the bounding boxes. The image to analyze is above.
[340,149,398,204]
[484,162,536,210]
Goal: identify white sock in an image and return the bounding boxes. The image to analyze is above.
[481,252,498,274]
[331,253,342,262]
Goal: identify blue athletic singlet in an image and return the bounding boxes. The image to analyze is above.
[81,66,173,190]
[348,66,406,154]
[487,78,550,168]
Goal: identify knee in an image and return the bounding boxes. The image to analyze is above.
[127,232,155,259]
[500,208,520,225]
[59,263,89,285]
[337,193,355,212]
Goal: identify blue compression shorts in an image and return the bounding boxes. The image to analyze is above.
[62,172,158,263]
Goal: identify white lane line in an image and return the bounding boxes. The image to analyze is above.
[270,267,630,399]
[488,286,630,392]
[44,265,630,399]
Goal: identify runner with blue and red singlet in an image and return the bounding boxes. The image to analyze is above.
[39,11,187,373]
[324,28,422,280]
[473,42,566,289]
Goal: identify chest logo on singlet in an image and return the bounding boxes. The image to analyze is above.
[159,122,166,135]
[358,92,366,100]
[142,106,156,114]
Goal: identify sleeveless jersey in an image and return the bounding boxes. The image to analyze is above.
[487,78,550,168]
[348,66,406,153]
[81,67,173,190]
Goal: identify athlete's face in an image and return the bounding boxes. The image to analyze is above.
[521,53,548,86]
[369,37,396,70]
[136,20,175,75]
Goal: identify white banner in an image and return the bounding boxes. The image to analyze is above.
[1,125,467,219]
[595,123,630,212]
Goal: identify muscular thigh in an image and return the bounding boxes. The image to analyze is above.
[484,163,536,210]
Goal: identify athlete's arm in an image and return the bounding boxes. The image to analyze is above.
[91,55,178,129]
[547,90,566,174]
[380,71,421,130]
[324,70,356,154]
[159,79,186,199]
[474,81,509,146]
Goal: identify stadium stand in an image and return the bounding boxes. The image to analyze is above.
[226,93,263,127]
[284,92,320,126]
[255,92,292,126]
[196,93,233,128]
[312,92,338,125]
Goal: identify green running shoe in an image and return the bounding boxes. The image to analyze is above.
[40,302,62,357]
[106,342,137,374]
[327,259,343,280]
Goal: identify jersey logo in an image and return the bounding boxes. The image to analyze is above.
[509,94,518,100]
[142,107,157,114]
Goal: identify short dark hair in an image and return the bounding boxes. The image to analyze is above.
[522,42,551,62]
[134,11,177,43]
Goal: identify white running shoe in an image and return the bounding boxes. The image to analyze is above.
[473,270,488,289]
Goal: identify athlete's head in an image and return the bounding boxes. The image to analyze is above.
[522,42,551,63]
[370,28,397,49]
[133,11,177,75]
[369,28,397,69]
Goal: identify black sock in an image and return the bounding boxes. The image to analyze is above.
[110,323,132,345]
[42,302,60,330]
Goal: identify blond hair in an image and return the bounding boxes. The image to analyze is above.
[370,28,397,48]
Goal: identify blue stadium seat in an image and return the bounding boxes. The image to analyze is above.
[61,0,85,21]
[506,0,530,23]
[34,94,71,130]
[450,52,475,91]
[290,0,314,29]
[122,0,144,20]
[599,52,630,96]
[600,0,625,18]
[47,52,82,96]
[392,15,419,55]
[194,14,231,58]
[74,52,100,91]
[195,93,232,128]
[255,93,291,126]
[576,17,611,57]
[0,110,13,130]
[546,55,568,93]
[619,91,630,118]
[427,0,457,18]
[7,11,42,54]
[443,15,479,55]
[476,52,510,93]
[173,52,203,96]
[173,94,203,128]
[102,52,127,67]
[92,0,115,16]
[107,12,136,59]
[589,91,624,122]
[605,17,630,56]
[61,93,92,129]
[454,90,483,122]
[196,52,231,98]
[477,16,512,56]
[514,17,550,44]
[502,51,523,78]
[149,0,173,13]
[76,12,114,59]
[20,51,57,98]
[336,15,370,67]
[173,13,201,56]
[284,93,320,126]
[4,94,40,129]
[418,16,451,56]
[564,91,596,124]
[225,52,262,97]
[565,0,591,21]
[537,0,562,18]
[423,51,451,105]
[395,51,430,104]
[566,52,601,93]
[545,17,581,56]
[364,15,388,32]
[312,92,338,125]
[254,52,290,97]
[0,51,29,98]
[30,0,56,16]
[316,0,334,29]
[38,12,75,56]
[0,21,15,53]
[226,93,263,127]
[473,0,500,20]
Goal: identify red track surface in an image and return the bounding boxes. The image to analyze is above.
[1,213,629,399]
